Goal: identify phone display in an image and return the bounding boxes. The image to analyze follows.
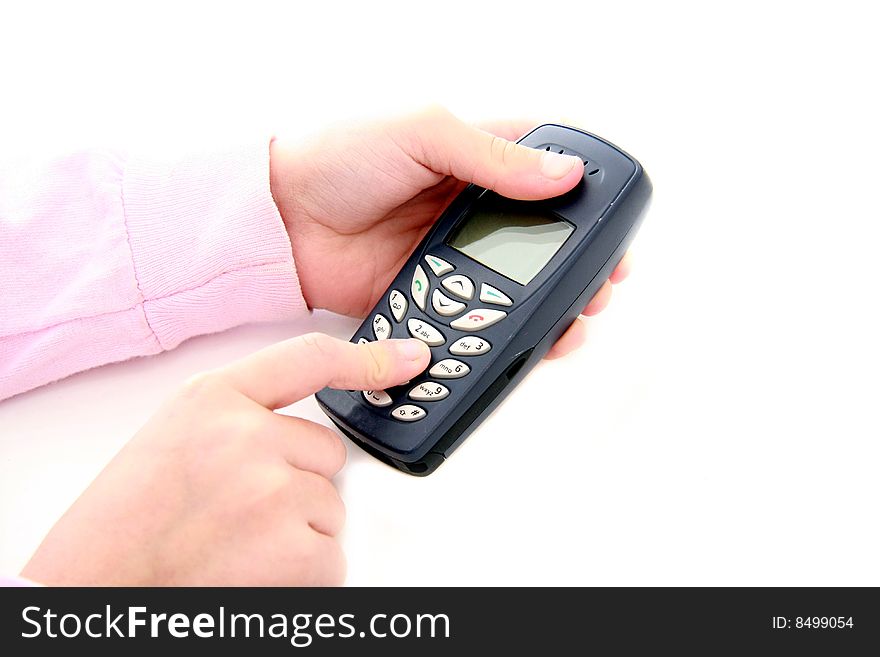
[447,199,575,285]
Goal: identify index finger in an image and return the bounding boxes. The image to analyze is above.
[217,333,430,410]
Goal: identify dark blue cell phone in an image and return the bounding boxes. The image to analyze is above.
[316,124,652,475]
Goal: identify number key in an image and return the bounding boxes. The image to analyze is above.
[391,404,426,422]
[388,289,408,322]
[449,335,491,356]
[407,318,445,346]
[363,390,392,407]
[408,381,450,401]
[429,358,471,379]
[372,314,391,340]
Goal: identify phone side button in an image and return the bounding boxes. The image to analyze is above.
[449,309,506,331]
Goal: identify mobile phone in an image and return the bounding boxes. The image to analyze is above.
[316,124,652,475]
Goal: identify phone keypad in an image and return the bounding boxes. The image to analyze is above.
[362,260,516,420]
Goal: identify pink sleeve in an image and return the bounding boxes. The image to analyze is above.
[0,576,39,587]
[0,141,308,401]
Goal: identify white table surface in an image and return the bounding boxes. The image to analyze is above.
[1,1,878,586]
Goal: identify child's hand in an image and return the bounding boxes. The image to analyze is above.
[270,106,631,361]
[21,335,431,586]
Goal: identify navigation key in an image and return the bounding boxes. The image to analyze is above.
[425,254,454,276]
[441,274,474,300]
[479,283,513,306]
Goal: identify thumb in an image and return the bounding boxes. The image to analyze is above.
[217,334,431,410]
[404,107,584,200]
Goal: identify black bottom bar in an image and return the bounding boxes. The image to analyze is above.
[1,587,877,655]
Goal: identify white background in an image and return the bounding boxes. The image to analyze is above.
[1,1,878,585]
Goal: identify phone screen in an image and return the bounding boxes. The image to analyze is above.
[447,199,574,285]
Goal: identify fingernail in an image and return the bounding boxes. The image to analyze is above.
[396,339,430,361]
[540,151,580,179]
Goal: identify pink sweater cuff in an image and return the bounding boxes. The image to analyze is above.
[0,141,309,400]
[122,142,308,350]
[0,575,40,587]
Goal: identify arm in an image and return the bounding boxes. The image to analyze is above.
[0,142,307,401]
